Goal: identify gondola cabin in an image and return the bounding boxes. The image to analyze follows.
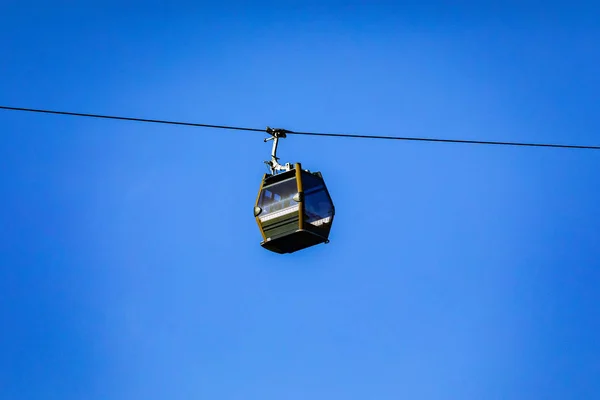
[254,163,335,254]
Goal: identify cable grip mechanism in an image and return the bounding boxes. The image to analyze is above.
[264,127,292,174]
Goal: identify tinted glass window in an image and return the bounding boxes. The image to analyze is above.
[302,173,325,193]
[305,189,333,225]
[259,178,299,215]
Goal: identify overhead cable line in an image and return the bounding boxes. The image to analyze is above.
[0,105,264,132]
[1,105,599,151]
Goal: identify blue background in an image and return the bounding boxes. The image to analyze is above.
[1,2,599,399]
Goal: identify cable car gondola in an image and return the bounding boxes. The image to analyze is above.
[254,128,335,254]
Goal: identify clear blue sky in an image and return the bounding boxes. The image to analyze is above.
[1,2,599,399]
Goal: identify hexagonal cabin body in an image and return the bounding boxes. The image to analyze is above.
[254,163,335,254]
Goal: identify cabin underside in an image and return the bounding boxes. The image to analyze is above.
[260,228,329,254]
